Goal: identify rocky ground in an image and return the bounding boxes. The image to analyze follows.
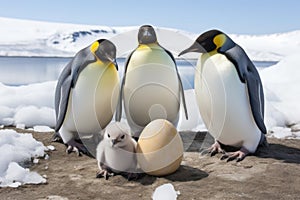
[1,129,300,200]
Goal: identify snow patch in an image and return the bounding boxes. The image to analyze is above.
[152,183,180,200]
[261,54,300,132]
[33,125,54,132]
[0,81,56,128]
[0,129,47,187]
[1,17,300,61]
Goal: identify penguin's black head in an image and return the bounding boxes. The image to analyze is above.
[179,29,235,56]
[93,39,118,70]
[138,25,157,44]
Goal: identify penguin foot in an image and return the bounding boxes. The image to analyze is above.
[202,141,225,156]
[220,147,249,162]
[120,172,140,181]
[51,133,63,143]
[96,169,114,180]
[66,140,88,156]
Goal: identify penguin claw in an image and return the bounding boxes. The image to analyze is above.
[96,170,114,180]
[65,140,88,156]
[66,145,82,156]
[51,133,63,143]
[202,141,225,156]
[220,148,249,162]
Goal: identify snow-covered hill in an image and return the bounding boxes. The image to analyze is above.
[1,17,300,61]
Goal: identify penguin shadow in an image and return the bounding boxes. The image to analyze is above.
[135,165,208,185]
[255,141,300,164]
[179,130,300,164]
[180,131,215,152]
[134,174,157,185]
[164,165,208,182]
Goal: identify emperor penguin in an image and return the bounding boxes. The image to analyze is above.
[116,25,188,138]
[179,29,267,161]
[96,122,137,180]
[54,39,119,155]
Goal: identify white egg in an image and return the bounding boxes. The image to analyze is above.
[136,119,183,176]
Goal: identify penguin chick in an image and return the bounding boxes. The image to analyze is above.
[96,122,137,180]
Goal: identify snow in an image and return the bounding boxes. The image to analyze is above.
[1,17,300,61]
[152,183,180,200]
[14,106,55,128]
[33,125,55,132]
[46,145,56,151]
[231,31,300,61]
[0,55,299,139]
[0,81,55,127]
[0,17,131,57]
[0,18,299,186]
[268,127,293,139]
[0,129,47,187]
[260,54,300,131]
[178,90,205,131]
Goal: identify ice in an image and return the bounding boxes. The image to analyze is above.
[14,106,55,127]
[33,125,54,132]
[0,106,14,125]
[260,54,300,132]
[152,183,180,200]
[46,145,56,151]
[4,162,46,186]
[1,17,300,61]
[0,81,56,128]
[0,129,46,187]
[268,127,293,139]
[0,17,299,139]
[178,89,204,131]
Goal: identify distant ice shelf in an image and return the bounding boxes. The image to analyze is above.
[1,17,300,61]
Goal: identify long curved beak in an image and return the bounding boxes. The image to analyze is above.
[178,42,204,56]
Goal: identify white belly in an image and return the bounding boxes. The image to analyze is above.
[104,146,136,173]
[195,54,261,152]
[124,46,180,134]
[63,62,119,136]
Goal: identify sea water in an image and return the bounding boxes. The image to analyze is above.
[0,56,277,89]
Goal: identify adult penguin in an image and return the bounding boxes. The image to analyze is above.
[54,39,119,155]
[179,29,267,161]
[116,25,188,138]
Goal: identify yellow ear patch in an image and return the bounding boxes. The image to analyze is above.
[90,41,99,53]
[213,34,226,49]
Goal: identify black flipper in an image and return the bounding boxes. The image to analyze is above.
[245,70,267,134]
[71,50,96,88]
[162,47,188,120]
[54,47,96,132]
[115,50,135,122]
[55,62,72,119]
[222,45,267,134]
[55,76,72,132]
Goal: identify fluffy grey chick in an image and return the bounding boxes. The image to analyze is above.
[96,122,137,180]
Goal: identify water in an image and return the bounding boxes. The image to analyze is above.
[0,56,277,89]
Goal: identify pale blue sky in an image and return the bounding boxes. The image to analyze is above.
[0,0,299,34]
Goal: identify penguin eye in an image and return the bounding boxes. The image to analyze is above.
[120,135,125,139]
[107,133,110,138]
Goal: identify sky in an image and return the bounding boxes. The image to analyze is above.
[0,0,299,35]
